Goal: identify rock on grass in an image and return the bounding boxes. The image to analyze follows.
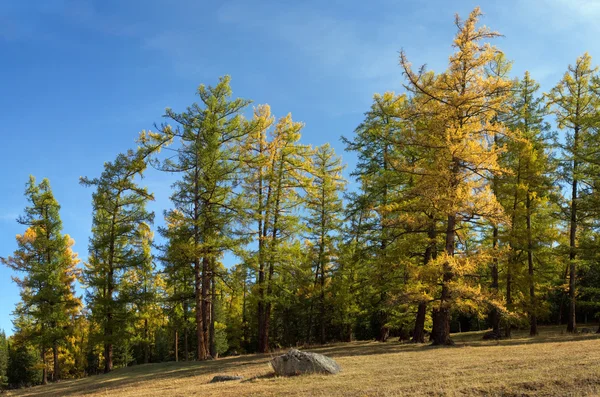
[270,349,341,376]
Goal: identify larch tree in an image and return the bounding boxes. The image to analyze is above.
[239,107,310,352]
[81,150,155,372]
[546,53,600,333]
[138,76,253,359]
[161,211,196,361]
[0,331,7,389]
[343,92,407,342]
[502,71,557,336]
[1,177,81,383]
[399,7,511,345]
[304,143,345,344]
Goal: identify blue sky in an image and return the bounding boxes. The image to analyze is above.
[1,0,599,334]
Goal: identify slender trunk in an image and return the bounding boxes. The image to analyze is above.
[41,347,47,385]
[431,213,455,346]
[104,268,114,372]
[412,221,436,343]
[306,267,319,344]
[256,138,269,353]
[260,154,284,352]
[201,254,211,358]
[195,257,207,360]
[320,256,326,345]
[568,153,578,333]
[319,178,327,345]
[505,160,521,339]
[505,270,512,338]
[175,329,179,362]
[242,274,248,351]
[144,318,149,364]
[526,192,537,336]
[209,271,217,358]
[183,299,189,361]
[376,141,390,343]
[490,134,500,334]
[52,342,60,381]
[104,202,118,373]
[193,153,208,360]
[490,225,500,334]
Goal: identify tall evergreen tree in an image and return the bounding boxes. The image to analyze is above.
[546,53,600,333]
[501,72,557,336]
[304,144,345,344]
[343,92,407,342]
[139,76,253,359]
[239,107,310,352]
[0,331,7,389]
[1,177,81,382]
[81,150,155,372]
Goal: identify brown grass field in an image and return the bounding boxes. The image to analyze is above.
[6,325,600,396]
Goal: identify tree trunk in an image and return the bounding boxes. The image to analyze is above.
[490,133,501,335]
[41,347,48,385]
[431,213,455,346]
[375,307,389,342]
[490,225,500,334]
[413,221,436,343]
[104,268,114,373]
[175,329,179,362]
[526,192,538,336]
[183,298,189,361]
[202,255,211,358]
[242,274,249,352]
[568,176,578,333]
[195,258,207,360]
[144,318,149,364]
[505,269,512,338]
[320,255,326,345]
[52,342,60,381]
[209,272,217,358]
[412,302,427,343]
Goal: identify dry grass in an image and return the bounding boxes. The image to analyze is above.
[7,325,600,396]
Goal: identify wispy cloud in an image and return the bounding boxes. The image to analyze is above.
[0,212,18,223]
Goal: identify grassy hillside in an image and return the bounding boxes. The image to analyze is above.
[7,326,600,397]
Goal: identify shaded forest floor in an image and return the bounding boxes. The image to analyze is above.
[7,325,600,396]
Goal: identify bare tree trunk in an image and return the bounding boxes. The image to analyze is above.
[431,213,455,346]
[201,255,211,358]
[52,341,60,381]
[490,225,500,334]
[526,192,538,336]
[412,302,427,343]
[209,271,217,358]
[144,319,149,364]
[568,172,578,333]
[413,221,437,343]
[195,258,207,360]
[183,299,189,361]
[41,347,48,385]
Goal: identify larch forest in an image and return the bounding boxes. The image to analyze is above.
[3,6,600,392]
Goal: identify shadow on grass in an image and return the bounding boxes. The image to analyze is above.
[11,354,275,397]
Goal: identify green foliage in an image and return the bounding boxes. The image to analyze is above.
[0,331,8,389]
[81,149,155,372]
[7,343,41,389]
[1,176,81,381]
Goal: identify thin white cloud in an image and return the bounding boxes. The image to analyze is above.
[0,212,18,222]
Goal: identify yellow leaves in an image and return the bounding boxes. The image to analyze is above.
[17,227,37,244]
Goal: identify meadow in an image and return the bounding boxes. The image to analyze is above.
[7,326,600,397]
